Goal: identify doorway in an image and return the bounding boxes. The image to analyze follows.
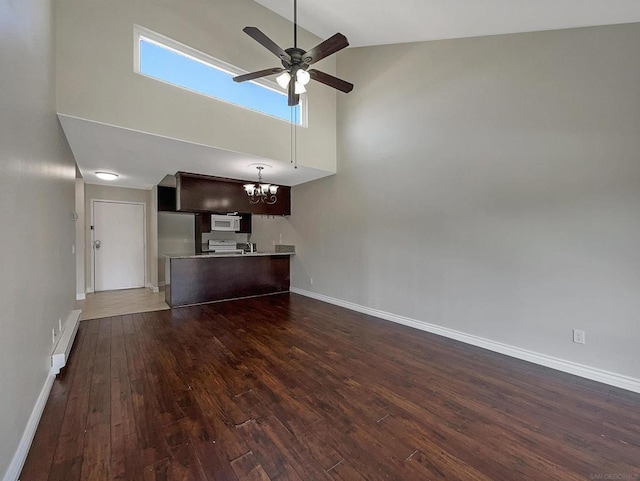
[91,200,146,292]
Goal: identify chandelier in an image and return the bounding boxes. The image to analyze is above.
[244,166,278,204]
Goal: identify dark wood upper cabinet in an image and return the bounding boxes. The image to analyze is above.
[176,172,291,216]
[238,214,252,234]
[158,185,177,212]
[194,214,206,254]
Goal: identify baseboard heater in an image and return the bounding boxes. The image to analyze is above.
[51,310,82,375]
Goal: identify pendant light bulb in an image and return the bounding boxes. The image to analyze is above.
[294,81,306,94]
[296,69,311,86]
[276,71,291,89]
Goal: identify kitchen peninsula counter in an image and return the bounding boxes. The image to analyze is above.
[168,252,294,259]
[164,252,293,307]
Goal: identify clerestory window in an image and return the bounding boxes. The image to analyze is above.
[133,25,304,125]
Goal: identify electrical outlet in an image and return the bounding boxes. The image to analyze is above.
[59,318,63,332]
[309,277,314,285]
[573,329,586,344]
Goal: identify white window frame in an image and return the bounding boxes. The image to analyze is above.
[133,24,308,127]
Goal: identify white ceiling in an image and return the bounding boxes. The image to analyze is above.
[254,0,640,47]
[59,115,332,190]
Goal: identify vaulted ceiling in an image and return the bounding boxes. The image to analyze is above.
[64,0,640,189]
[255,0,640,47]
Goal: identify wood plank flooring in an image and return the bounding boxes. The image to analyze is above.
[21,293,640,480]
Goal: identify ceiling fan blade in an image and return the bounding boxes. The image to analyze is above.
[287,76,299,106]
[243,27,290,62]
[303,33,349,65]
[233,67,284,83]
[308,69,354,93]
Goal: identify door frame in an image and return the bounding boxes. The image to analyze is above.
[90,199,147,293]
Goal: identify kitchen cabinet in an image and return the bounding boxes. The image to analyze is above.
[176,172,291,216]
[194,214,207,254]
[158,185,177,212]
[238,214,252,233]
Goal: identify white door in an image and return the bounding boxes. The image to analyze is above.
[93,201,145,291]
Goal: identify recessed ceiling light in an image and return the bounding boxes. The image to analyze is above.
[95,171,118,181]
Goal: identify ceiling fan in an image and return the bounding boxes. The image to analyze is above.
[233,0,354,106]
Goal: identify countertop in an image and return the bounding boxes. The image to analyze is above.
[165,252,294,259]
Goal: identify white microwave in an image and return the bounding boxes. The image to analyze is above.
[211,214,241,231]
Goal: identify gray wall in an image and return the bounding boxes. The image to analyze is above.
[282,23,640,379]
[250,215,299,253]
[0,0,77,476]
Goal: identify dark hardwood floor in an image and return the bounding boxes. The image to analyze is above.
[21,293,640,481]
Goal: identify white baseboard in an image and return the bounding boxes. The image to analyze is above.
[146,283,159,293]
[85,287,94,294]
[290,287,640,394]
[75,293,85,301]
[2,371,55,481]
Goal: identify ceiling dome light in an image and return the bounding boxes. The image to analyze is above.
[276,71,291,89]
[95,171,119,181]
[296,69,310,86]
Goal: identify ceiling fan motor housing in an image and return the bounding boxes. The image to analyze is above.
[283,48,309,70]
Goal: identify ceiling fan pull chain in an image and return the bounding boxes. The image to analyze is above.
[289,106,297,169]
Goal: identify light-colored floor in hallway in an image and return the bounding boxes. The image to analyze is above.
[76,288,170,320]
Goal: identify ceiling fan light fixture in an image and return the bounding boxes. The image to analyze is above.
[296,69,310,85]
[294,81,306,94]
[276,71,291,89]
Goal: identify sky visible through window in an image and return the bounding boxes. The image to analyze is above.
[139,38,301,124]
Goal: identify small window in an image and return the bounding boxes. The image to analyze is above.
[133,25,304,125]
